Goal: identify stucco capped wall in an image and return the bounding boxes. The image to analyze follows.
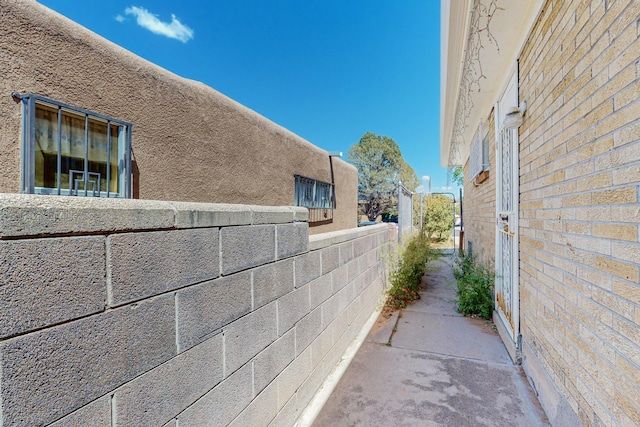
[0,0,357,233]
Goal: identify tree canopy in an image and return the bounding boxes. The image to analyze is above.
[348,132,418,221]
[451,166,464,186]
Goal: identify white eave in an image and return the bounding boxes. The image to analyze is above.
[440,0,545,167]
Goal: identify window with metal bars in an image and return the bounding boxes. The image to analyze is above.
[15,93,132,198]
[294,175,334,209]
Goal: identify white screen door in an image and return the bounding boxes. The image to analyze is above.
[495,69,520,344]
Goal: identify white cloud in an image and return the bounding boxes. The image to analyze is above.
[115,14,125,23]
[123,6,194,43]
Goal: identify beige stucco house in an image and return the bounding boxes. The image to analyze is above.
[0,0,357,233]
[441,0,640,425]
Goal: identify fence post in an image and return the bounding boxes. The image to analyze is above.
[397,181,402,244]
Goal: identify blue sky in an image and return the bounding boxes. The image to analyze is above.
[38,0,455,194]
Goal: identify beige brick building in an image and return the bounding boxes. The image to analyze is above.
[441,0,640,425]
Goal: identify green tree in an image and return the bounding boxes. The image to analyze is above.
[348,132,417,221]
[423,194,454,241]
[400,160,419,191]
[451,166,464,186]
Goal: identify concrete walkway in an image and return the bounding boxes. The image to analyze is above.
[312,256,550,427]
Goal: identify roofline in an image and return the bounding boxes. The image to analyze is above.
[439,0,546,168]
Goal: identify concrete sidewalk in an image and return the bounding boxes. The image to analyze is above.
[312,256,550,427]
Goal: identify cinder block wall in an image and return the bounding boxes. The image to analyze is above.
[461,108,497,266]
[0,194,396,427]
[519,0,640,425]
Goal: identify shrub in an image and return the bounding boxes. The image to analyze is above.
[387,232,437,309]
[453,252,495,319]
[422,194,454,241]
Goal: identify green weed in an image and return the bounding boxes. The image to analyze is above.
[453,252,495,320]
[387,232,438,309]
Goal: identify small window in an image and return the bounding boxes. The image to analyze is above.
[294,175,334,209]
[16,93,132,198]
[470,121,489,179]
[294,175,334,225]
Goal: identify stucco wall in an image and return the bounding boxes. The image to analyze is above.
[461,108,497,267]
[0,193,396,426]
[517,0,640,426]
[0,0,357,233]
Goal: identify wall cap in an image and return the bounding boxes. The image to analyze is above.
[0,194,307,239]
[309,223,392,251]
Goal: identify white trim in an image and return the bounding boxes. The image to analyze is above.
[440,0,545,167]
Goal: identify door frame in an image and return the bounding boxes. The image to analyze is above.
[494,67,520,351]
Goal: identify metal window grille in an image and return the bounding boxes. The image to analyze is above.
[294,175,334,209]
[15,93,132,198]
[470,121,489,178]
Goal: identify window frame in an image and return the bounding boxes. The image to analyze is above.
[16,93,132,198]
[470,120,490,179]
[294,174,335,210]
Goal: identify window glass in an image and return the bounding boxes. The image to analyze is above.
[22,94,131,197]
[294,175,334,209]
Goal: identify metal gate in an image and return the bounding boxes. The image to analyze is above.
[397,181,414,243]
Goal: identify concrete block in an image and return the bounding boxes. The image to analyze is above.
[353,274,366,296]
[114,334,224,427]
[297,363,328,412]
[0,295,175,427]
[309,274,332,309]
[308,224,389,251]
[0,236,106,339]
[225,302,278,375]
[269,394,299,427]
[294,251,321,288]
[296,307,323,355]
[277,347,311,408]
[229,379,278,427]
[251,206,295,225]
[0,194,175,238]
[367,249,378,269]
[353,236,371,257]
[49,396,111,427]
[292,207,309,222]
[221,225,275,275]
[253,329,295,393]
[332,264,349,292]
[320,244,340,275]
[253,259,294,310]
[311,324,334,367]
[276,223,309,259]
[277,286,311,335]
[172,201,252,228]
[322,292,342,328]
[339,241,354,263]
[177,273,251,352]
[347,259,360,283]
[108,228,219,305]
[348,295,362,324]
[177,363,253,427]
[163,420,177,427]
[332,306,351,343]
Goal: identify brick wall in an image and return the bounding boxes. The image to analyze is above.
[0,194,396,427]
[462,108,497,266]
[518,0,640,425]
